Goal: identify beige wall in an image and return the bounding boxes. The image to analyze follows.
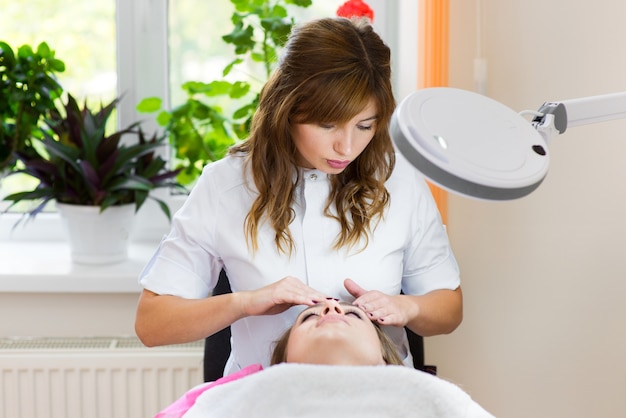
[0,293,138,337]
[425,1,626,417]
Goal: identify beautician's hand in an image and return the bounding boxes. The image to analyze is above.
[238,276,328,317]
[344,278,418,327]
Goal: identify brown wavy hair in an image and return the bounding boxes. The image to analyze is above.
[270,320,404,366]
[230,17,396,254]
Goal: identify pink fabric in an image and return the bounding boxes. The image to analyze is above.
[155,364,264,418]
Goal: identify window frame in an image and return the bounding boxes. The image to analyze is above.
[0,0,417,244]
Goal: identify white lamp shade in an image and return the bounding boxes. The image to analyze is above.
[391,87,550,200]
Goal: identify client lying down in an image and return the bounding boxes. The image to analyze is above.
[157,299,495,417]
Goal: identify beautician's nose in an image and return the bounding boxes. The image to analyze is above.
[333,130,353,156]
[321,299,344,315]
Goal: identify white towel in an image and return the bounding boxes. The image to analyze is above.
[184,363,495,417]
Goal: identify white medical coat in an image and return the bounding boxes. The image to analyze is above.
[139,153,460,373]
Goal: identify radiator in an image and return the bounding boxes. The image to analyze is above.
[0,336,204,418]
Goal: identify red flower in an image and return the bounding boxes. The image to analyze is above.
[336,0,374,23]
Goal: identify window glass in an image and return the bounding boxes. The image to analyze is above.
[0,0,116,211]
[1,0,116,100]
[168,1,347,108]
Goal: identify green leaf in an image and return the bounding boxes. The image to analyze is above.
[49,58,66,72]
[222,22,255,54]
[204,81,233,97]
[109,177,153,192]
[40,137,82,172]
[233,102,256,120]
[16,44,34,59]
[231,0,266,13]
[36,42,51,57]
[268,5,288,19]
[285,0,312,7]
[150,196,172,221]
[182,80,212,95]
[262,16,292,46]
[136,97,163,113]
[3,188,53,202]
[156,110,171,126]
[250,52,266,63]
[229,81,250,99]
[0,41,16,66]
[223,58,243,76]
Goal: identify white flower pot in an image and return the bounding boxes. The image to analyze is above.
[56,203,136,265]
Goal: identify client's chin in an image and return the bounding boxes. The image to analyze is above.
[287,337,386,366]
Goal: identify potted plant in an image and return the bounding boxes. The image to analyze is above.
[3,93,183,264]
[0,41,65,173]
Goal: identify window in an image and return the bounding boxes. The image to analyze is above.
[0,0,117,213]
[1,1,117,100]
[0,0,416,242]
[168,1,349,108]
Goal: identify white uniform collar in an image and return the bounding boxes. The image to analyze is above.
[299,167,328,182]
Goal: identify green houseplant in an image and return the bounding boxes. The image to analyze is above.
[138,0,312,185]
[0,41,65,172]
[3,93,183,264]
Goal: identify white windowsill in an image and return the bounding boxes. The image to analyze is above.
[0,241,157,294]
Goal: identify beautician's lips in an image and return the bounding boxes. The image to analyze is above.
[317,314,348,327]
[327,159,350,169]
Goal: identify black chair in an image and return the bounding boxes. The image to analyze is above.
[203,270,435,382]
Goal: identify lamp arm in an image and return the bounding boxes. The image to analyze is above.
[561,91,626,127]
[530,91,626,144]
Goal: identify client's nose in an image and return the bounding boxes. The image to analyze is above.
[321,299,344,316]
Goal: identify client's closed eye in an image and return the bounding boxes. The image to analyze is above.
[298,303,366,323]
[301,312,319,322]
[345,309,363,319]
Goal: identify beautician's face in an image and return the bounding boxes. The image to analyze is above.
[291,99,378,173]
[286,299,385,366]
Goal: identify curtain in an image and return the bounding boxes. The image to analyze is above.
[418,0,449,224]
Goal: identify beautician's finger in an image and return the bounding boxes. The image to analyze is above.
[354,295,405,326]
[366,307,400,326]
[276,276,328,305]
[349,287,386,311]
[377,312,407,327]
[344,278,368,298]
[369,298,413,327]
[243,277,327,316]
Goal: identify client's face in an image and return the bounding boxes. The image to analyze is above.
[286,299,385,366]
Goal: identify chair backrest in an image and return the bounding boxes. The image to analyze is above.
[203,270,433,382]
[204,269,235,382]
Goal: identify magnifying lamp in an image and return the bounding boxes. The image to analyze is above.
[390,87,626,200]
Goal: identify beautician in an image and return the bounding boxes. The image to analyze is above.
[135,16,463,374]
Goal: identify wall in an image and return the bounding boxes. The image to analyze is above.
[425,1,626,417]
[0,293,138,337]
[0,241,155,338]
